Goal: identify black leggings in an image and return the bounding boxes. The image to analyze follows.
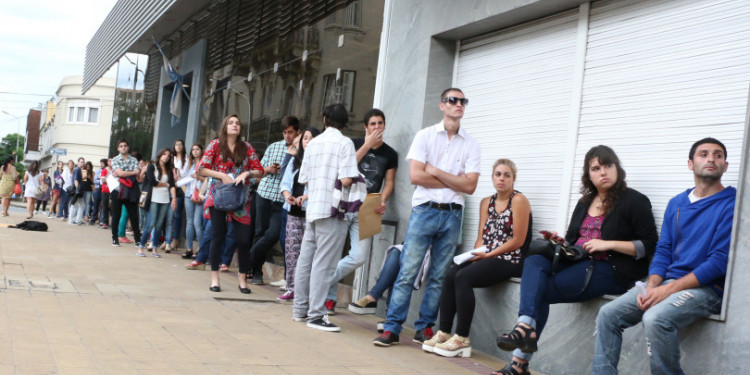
[439,257,523,337]
[209,207,253,273]
[35,200,47,211]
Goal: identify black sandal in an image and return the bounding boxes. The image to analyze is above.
[496,323,538,353]
[181,250,193,259]
[490,360,530,375]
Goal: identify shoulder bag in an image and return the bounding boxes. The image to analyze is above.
[213,182,247,212]
[527,238,595,296]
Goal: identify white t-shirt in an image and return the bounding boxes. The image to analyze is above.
[405,121,482,207]
[151,170,170,204]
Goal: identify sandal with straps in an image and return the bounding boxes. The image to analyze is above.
[490,360,530,375]
[496,323,538,353]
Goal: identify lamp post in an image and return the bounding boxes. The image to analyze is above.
[1,110,22,163]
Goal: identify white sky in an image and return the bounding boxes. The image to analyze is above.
[0,0,119,139]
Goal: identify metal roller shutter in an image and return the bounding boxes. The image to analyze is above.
[455,10,580,251]
[571,0,750,229]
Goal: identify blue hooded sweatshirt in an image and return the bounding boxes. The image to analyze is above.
[649,186,735,295]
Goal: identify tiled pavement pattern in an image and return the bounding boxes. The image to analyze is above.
[0,208,535,375]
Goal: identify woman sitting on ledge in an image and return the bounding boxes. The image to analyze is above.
[422,158,532,358]
[493,145,658,375]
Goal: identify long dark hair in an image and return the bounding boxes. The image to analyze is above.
[2,156,13,172]
[155,148,174,180]
[293,127,320,170]
[187,142,204,170]
[218,114,247,166]
[173,139,187,167]
[28,160,39,175]
[85,161,93,180]
[580,145,627,213]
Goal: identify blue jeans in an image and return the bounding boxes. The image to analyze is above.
[83,191,93,218]
[184,197,203,251]
[141,202,169,248]
[57,190,69,218]
[91,190,101,222]
[513,255,627,360]
[170,194,184,240]
[383,205,462,335]
[367,246,402,307]
[195,219,235,265]
[592,280,721,375]
[327,213,367,301]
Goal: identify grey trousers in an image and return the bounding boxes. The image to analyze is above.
[293,216,348,320]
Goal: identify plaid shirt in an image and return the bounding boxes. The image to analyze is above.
[256,140,287,202]
[111,154,139,175]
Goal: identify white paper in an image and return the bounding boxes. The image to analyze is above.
[106,173,119,192]
[453,246,489,265]
[176,175,194,188]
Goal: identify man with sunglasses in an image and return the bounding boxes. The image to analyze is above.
[374,88,481,347]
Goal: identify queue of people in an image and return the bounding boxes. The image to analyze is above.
[6,85,730,375]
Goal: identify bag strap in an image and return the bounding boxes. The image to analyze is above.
[551,243,596,297]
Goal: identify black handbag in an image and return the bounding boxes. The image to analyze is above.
[527,238,595,296]
[212,182,247,212]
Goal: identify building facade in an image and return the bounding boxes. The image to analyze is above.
[371,0,749,373]
[39,76,116,170]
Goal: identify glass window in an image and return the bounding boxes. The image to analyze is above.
[88,107,99,123]
[76,107,85,122]
[322,71,355,112]
[345,1,361,28]
[68,107,75,122]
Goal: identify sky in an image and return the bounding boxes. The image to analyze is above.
[0,0,129,140]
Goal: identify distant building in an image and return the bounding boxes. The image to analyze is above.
[38,76,115,170]
[22,108,41,166]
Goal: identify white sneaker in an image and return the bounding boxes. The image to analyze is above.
[306,315,340,332]
[270,279,287,289]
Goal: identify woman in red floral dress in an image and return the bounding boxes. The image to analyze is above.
[198,114,268,293]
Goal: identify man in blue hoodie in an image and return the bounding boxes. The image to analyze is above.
[591,138,736,375]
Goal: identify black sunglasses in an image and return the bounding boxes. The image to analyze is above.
[441,96,469,106]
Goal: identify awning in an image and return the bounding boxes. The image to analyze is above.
[83,0,214,94]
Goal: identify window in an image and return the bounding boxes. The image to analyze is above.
[67,99,100,124]
[321,71,356,112]
[345,1,361,28]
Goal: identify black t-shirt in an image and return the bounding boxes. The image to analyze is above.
[352,138,398,194]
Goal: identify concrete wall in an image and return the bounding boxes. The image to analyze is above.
[375,0,749,373]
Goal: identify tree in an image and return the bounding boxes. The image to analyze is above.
[109,89,154,159]
[0,133,25,177]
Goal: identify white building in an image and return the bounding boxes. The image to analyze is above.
[39,76,115,170]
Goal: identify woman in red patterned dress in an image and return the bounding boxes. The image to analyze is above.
[198,114,267,293]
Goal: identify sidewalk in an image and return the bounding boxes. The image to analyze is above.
[0,209,530,375]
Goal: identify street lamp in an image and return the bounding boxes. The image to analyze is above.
[1,110,22,162]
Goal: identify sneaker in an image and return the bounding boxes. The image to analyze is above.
[252,274,264,285]
[413,327,434,343]
[376,321,385,333]
[422,330,450,353]
[306,315,340,332]
[165,243,172,253]
[100,224,109,229]
[219,264,229,272]
[146,241,153,250]
[119,237,132,244]
[34,210,38,214]
[292,315,307,322]
[348,297,377,314]
[185,261,205,270]
[373,331,399,347]
[433,334,472,358]
[270,279,287,289]
[325,299,336,315]
[277,290,294,302]
[112,239,120,247]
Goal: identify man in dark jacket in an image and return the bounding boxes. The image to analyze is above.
[592,137,736,375]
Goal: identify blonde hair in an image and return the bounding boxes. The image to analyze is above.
[492,158,517,180]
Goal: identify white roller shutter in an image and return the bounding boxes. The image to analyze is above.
[571,0,750,228]
[455,10,580,251]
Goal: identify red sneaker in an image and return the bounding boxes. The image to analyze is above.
[118,236,132,244]
[325,299,336,315]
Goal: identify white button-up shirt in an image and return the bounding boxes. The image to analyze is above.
[298,127,359,222]
[405,121,481,207]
